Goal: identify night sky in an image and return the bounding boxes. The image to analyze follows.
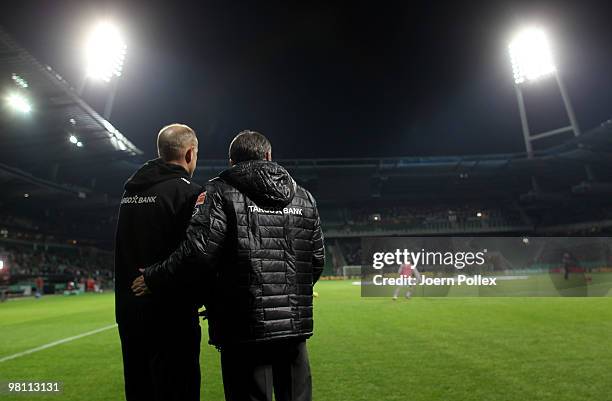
[1,0,611,160]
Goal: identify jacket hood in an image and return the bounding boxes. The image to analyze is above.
[219,160,296,208]
[124,158,191,191]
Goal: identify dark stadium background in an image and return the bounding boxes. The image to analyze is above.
[2,0,612,159]
[0,0,612,284]
[2,3,612,401]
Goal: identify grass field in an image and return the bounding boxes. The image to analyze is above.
[1,281,612,401]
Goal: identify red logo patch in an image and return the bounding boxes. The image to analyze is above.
[195,192,206,206]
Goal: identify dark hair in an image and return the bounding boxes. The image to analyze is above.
[229,130,271,163]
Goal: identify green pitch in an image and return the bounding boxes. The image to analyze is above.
[1,281,612,401]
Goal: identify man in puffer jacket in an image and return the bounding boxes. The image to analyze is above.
[132,130,325,401]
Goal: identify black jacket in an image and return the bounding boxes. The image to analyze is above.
[144,160,325,346]
[114,158,202,324]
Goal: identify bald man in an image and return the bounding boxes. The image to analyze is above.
[114,124,203,401]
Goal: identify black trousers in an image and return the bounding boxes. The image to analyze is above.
[220,340,312,401]
[118,316,201,401]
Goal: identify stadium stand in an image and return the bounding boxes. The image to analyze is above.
[0,237,113,297]
[0,27,134,295]
[1,26,612,288]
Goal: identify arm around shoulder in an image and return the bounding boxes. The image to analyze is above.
[143,182,228,293]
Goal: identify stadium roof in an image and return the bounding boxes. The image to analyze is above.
[0,27,140,154]
[0,25,141,191]
[192,119,612,203]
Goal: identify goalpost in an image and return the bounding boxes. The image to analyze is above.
[341,265,361,279]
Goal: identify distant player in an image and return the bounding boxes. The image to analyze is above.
[562,252,574,280]
[35,276,44,298]
[392,262,421,300]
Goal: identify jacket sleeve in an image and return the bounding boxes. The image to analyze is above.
[310,196,325,284]
[143,182,227,293]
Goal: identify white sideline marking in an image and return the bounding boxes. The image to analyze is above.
[493,275,529,281]
[0,323,117,363]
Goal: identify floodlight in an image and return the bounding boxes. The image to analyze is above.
[76,141,83,148]
[11,73,29,88]
[509,26,581,159]
[85,22,127,82]
[69,135,78,144]
[6,93,32,113]
[509,28,556,84]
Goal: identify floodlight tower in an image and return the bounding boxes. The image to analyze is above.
[508,27,581,158]
[79,21,127,120]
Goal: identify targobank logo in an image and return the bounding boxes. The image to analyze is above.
[121,195,158,205]
[248,205,303,215]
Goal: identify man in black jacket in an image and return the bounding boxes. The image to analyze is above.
[115,123,202,401]
[132,130,325,401]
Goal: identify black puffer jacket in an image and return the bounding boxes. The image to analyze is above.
[143,160,325,346]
